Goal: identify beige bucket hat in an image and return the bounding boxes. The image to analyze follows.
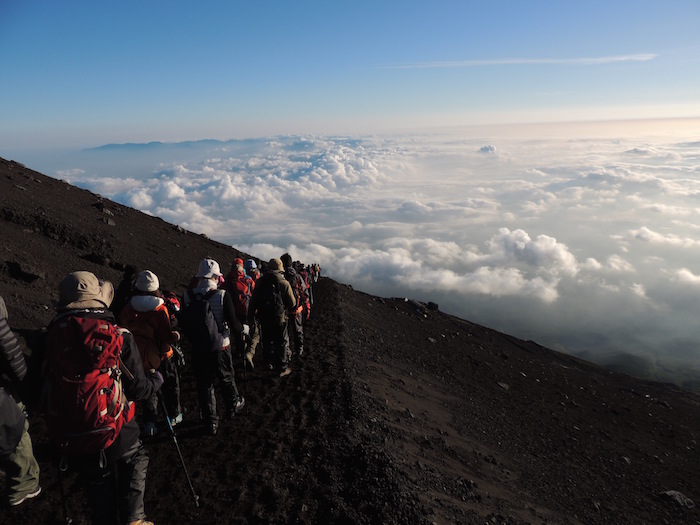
[57,271,114,310]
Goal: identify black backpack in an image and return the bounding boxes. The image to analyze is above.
[257,277,286,326]
[179,289,223,353]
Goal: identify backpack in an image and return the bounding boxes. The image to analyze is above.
[228,273,252,319]
[44,315,135,455]
[179,289,223,353]
[257,276,286,326]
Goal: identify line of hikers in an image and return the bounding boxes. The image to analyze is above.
[0,253,320,525]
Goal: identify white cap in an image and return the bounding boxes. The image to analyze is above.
[196,259,222,279]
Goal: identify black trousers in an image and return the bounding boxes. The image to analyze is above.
[79,428,149,524]
[261,320,291,370]
[192,347,239,424]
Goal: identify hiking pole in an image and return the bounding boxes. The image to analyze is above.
[158,393,200,508]
[240,333,249,415]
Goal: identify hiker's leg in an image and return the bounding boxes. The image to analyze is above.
[293,312,304,354]
[4,418,40,506]
[84,457,118,525]
[117,438,149,524]
[217,346,238,410]
[161,357,181,417]
[194,355,217,424]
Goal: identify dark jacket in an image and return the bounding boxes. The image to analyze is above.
[283,267,310,309]
[0,295,28,456]
[248,269,297,326]
[0,295,27,391]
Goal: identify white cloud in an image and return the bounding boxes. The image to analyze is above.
[675,268,700,285]
[630,226,700,248]
[606,254,635,273]
[54,125,700,370]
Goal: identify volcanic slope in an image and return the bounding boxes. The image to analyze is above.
[1,157,700,524]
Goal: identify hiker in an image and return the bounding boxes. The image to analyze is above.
[248,258,296,377]
[118,270,181,437]
[161,289,185,426]
[297,262,314,311]
[244,259,261,283]
[111,265,141,321]
[225,258,255,368]
[43,271,163,525]
[243,259,261,368]
[180,259,247,435]
[0,294,41,508]
[281,253,310,357]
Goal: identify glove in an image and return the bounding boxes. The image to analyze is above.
[242,324,250,337]
[148,370,164,391]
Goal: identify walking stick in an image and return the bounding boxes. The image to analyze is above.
[241,333,249,415]
[158,393,200,508]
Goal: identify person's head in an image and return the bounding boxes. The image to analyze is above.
[196,259,222,280]
[57,271,114,310]
[232,257,244,268]
[244,259,257,272]
[268,258,283,272]
[134,270,161,296]
[280,253,292,269]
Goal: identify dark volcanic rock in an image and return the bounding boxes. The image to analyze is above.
[1,156,700,524]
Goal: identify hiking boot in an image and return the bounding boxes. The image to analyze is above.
[9,486,41,506]
[245,352,255,369]
[279,367,292,378]
[141,422,157,437]
[127,520,154,525]
[170,413,183,427]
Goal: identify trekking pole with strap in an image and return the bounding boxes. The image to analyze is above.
[158,393,200,507]
[241,333,249,415]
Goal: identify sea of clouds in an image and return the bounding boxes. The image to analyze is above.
[34,120,700,372]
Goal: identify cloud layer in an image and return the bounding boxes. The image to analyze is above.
[56,121,700,367]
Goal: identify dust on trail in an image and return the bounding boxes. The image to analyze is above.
[144,277,359,524]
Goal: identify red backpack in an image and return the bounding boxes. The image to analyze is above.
[227,272,252,319]
[45,315,135,455]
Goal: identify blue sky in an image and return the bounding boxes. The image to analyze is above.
[2,1,700,151]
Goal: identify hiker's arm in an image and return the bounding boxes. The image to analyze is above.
[155,308,179,356]
[282,281,297,311]
[120,331,156,402]
[223,292,244,334]
[0,297,27,385]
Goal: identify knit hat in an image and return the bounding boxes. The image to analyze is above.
[244,259,257,271]
[268,258,283,271]
[57,271,114,310]
[233,257,244,267]
[196,259,222,279]
[135,270,159,292]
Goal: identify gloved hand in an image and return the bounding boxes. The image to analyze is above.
[148,370,164,391]
[241,324,250,337]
